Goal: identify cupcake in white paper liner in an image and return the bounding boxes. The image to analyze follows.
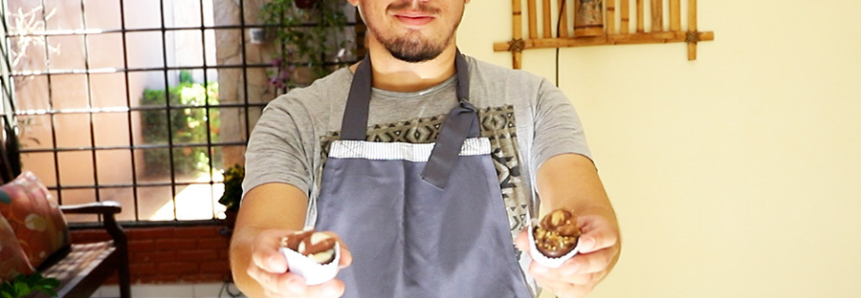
[279,230,341,285]
[528,209,582,268]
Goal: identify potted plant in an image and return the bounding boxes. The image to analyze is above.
[218,165,245,230]
[1,273,59,298]
[260,0,351,90]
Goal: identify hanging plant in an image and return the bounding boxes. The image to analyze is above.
[260,0,350,90]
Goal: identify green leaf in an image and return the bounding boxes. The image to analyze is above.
[21,273,38,284]
[1,284,13,297]
[1,273,59,298]
[35,282,58,291]
[13,282,30,295]
[45,278,60,288]
[40,288,58,297]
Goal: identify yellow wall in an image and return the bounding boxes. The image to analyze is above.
[459,0,861,297]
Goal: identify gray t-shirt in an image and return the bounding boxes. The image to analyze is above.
[243,54,590,240]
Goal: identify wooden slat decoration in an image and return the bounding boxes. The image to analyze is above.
[493,31,714,50]
[495,0,714,68]
[607,0,616,34]
[637,0,645,33]
[528,0,538,39]
[620,0,630,34]
[512,0,524,69]
[687,0,698,60]
[558,0,569,38]
[651,0,663,32]
[670,0,681,31]
[543,0,552,38]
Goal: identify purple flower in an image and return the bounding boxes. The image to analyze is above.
[269,76,285,88]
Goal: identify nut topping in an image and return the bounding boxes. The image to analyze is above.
[534,209,581,258]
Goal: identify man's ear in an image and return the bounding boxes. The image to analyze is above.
[346,0,359,7]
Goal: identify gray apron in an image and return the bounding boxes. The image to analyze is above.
[314,52,532,297]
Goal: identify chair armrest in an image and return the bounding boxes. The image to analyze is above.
[60,201,127,251]
[59,201,122,215]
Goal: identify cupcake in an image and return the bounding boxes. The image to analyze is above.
[279,229,341,285]
[528,209,582,268]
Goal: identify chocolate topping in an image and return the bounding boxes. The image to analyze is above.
[302,238,336,255]
[283,230,315,250]
[534,209,581,258]
[281,230,337,264]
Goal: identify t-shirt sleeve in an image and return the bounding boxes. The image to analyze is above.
[241,97,313,202]
[531,78,593,169]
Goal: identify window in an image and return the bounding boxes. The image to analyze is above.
[2,0,359,224]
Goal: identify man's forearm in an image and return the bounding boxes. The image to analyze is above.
[230,226,268,298]
[537,154,617,222]
[536,153,621,274]
[228,183,310,298]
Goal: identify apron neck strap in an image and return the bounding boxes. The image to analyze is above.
[340,53,374,140]
[339,50,477,189]
[454,49,470,104]
[340,50,472,140]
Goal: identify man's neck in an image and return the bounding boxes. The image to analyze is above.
[351,42,458,93]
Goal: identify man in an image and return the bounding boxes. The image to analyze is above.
[230,0,621,297]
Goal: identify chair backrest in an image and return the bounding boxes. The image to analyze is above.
[0,125,14,184]
[0,125,15,184]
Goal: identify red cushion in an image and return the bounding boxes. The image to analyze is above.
[0,214,34,282]
[0,171,71,268]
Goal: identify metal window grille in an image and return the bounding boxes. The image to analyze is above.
[1,0,360,225]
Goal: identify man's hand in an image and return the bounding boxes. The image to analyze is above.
[516,214,620,298]
[246,229,353,298]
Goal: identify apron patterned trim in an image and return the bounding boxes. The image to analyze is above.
[329,138,491,162]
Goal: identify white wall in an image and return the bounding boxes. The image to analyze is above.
[459,0,861,297]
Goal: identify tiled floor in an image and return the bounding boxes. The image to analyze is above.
[93,283,245,298]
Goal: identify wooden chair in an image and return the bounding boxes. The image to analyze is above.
[1,129,131,298]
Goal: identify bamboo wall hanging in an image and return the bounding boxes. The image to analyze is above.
[495,0,714,69]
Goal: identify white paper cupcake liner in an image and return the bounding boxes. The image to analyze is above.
[527,219,581,268]
[279,243,340,285]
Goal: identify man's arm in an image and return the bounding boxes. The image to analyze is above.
[229,183,308,297]
[536,154,616,225]
[517,153,621,297]
[230,183,350,298]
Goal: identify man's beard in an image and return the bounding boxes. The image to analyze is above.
[376,32,452,63]
[364,1,461,63]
